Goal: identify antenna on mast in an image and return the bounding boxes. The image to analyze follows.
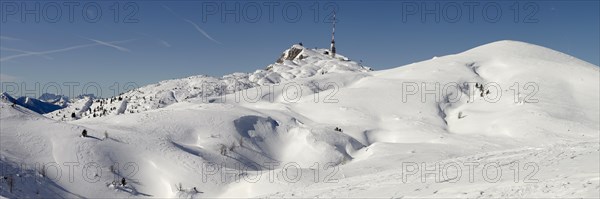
[330,10,336,58]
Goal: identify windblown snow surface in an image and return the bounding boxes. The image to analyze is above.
[0,41,598,198]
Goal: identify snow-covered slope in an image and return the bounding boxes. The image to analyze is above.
[1,41,598,198]
[45,45,371,121]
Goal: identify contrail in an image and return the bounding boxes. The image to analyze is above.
[182,19,222,44]
[1,47,54,60]
[0,39,135,62]
[86,38,132,52]
[136,32,171,47]
[162,5,221,44]
[159,40,172,47]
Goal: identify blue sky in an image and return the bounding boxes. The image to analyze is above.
[1,1,598,98]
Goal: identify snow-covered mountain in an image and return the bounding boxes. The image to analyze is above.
[45,45,371,121]
[38,93,71,108]
[1,41,598,198]
[0,93,63,114]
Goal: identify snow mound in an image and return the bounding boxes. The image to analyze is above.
[464,40,597,67]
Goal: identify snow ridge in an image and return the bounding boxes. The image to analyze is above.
[45,45,371,121]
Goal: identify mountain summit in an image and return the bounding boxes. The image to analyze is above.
[45,45,371,120]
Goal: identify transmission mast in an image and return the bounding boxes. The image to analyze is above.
[330,10,336,58]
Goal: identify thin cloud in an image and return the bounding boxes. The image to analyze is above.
[0,36,20,41]
[0,39,136,62]
[162,5,221,44]
[0,73,19,82]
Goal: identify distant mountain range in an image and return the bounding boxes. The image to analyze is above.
[0,92,64,114]
[0,92,95,114]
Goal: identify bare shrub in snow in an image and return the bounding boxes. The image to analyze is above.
[219,144,227,156]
